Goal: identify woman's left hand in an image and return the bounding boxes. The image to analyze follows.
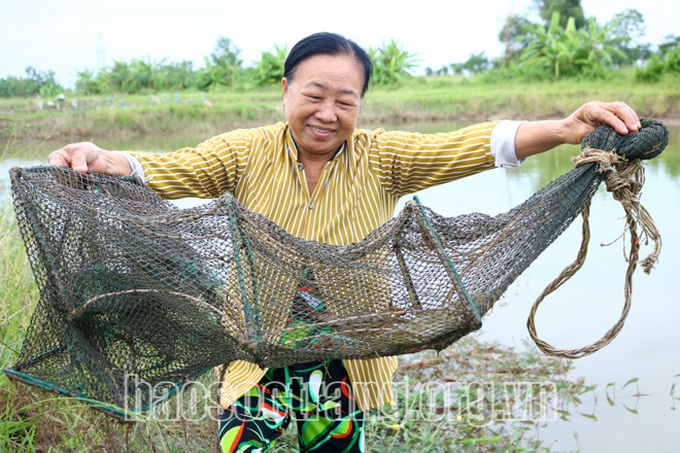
[515,101,643,159]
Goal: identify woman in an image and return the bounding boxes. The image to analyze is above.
[49,32,642,452]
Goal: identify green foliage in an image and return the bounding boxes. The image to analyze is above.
[196,37,243,91]
[2,19,667,100]
[0,67,64,98]
[368,39,419,85]
[75,69,104,95]
[534,0,586,29]
[196,57,223,91]
[77,59,196,95]
[361,338,579,452]
[658,34,680,56]
[448,52,491,76]
[155,60,196,91]
[636,43,680,82]
[498,14,534,66]
[494,4,650,79]
[608,9,653,65]
[106,59,133,93]
[251,45,288,87]
[520,12,625,79]
[635,35,680,82]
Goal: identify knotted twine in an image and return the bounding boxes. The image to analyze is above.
[527,131,663,359]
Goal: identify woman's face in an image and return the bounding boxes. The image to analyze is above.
[282,53,364,161]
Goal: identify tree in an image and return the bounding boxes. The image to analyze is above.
[128,58,156,92]
[636,35,680,82]
[156,60,195,90]
[105,60,133,93]
[580,17,628,72]
[212,37,242,86]
[521,12,567,78]
[462,52,490,74]
[368,39,419,85]
[658,34,680,57]
[499,14,534,65]
[608,9,651,65]
[521,12,624,79]
[75,69,104,95]
[252,45,288,87]
[0,67,64,98]
[197,36,243,89]
[534,0,586,29]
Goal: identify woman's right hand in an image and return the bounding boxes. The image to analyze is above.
[48,142,131,175]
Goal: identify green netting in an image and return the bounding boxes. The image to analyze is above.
[5,119,668,418]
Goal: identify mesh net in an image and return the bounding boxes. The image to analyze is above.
[5,119,668,418]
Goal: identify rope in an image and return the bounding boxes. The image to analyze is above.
[527,147,661,358]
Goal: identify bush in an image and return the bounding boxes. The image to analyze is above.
[0,67,64,98]
[635,46,680,82]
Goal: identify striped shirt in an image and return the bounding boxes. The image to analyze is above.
[131,120,504,410]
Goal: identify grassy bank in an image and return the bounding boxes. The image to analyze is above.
[2,74,679,146]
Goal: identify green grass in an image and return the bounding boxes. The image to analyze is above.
[2,73,679,146]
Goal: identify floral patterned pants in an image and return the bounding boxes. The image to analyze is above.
[218,359,365,452]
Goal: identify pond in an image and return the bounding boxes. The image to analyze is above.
[402,124,680,453]
[1,122,678,452]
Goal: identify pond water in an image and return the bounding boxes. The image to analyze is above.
[403,127,680,453]
[1,122,678,452]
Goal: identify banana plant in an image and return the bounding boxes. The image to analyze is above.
[369,39,419,85]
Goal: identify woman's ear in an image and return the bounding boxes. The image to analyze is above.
[281,77,289,103]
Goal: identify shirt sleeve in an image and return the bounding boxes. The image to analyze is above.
[124,127,264,199]
[365,121,498,197]
[114,151,146,181]
[119,120,525,190]
[490,120,525,168]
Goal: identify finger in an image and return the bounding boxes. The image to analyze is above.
[48,144,91,173]
[47,149,70,167]
[70,148,90,173]
[602,102,641,134]
[613,101,641,131]
[623,105,642,132]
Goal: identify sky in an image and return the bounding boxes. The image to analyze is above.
[1,0,678,88]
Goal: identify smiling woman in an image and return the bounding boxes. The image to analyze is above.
[282,57,362,163]
[44,31,645,452]
[281,35,369,194]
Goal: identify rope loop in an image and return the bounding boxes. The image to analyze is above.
[528,147,662,358]
[573,147,661,273]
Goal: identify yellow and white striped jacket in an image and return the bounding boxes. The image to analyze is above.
[131,120,499,410]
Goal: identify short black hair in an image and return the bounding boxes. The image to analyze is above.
[284,32,373,97]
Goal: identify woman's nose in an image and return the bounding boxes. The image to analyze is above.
[315,100,337,122]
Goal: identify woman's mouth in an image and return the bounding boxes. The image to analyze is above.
[309,125,334,138]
